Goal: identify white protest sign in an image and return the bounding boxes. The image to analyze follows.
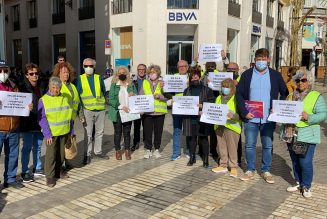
[200,102,229,125]
[0,91,32,117]
[129,95,154,113]
[268,100,303,124]
[208,72,233,91]
[172,96,199,115]
[198,44,222,63]
[163,75,188,93]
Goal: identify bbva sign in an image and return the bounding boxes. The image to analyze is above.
[168,12,197,22]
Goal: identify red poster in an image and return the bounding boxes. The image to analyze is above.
[245,100,264,118]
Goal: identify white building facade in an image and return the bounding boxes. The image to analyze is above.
[109,0,292,74]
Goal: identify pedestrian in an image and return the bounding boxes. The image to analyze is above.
[139,64,168,159]
[182,68,215,168]
[57,55,65,63]
[0,60,32,189]
[108,66,137,160]
[76,58,108,165]
[38,77,73,187]
[282,70,327,198]
[211,78,241,177]
[20,63,46,183]
[236,48,288,184]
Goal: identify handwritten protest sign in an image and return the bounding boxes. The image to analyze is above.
[0,91,32,116]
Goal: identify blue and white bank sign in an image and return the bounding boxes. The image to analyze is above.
[167,10,198,24]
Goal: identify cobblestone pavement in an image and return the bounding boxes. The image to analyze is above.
[0,83,326,218]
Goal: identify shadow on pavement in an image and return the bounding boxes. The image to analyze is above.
[0,192,7,213]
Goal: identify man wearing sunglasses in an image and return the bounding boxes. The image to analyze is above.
[76,58,108,165]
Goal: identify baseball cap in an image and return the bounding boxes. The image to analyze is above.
[0,60,9,68]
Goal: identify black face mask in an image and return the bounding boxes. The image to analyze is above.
[191,80,200,86]
[119,74,127,81]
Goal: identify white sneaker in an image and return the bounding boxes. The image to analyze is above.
[153,149,161,158]
[144,150,152,159]
[302,187,312,198]
[287,183,300,192]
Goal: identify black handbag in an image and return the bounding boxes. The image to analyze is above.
[291,137,308,155]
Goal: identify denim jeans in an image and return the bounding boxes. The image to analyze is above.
[21,132,44,174]
[288,143,316,189]
[0,131,20,183]
[172,115,183,159]
[244,122,275,172]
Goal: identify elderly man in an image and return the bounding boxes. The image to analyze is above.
[77,58,108,165]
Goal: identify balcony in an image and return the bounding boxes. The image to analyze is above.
[52,12,65,25]
[112,0,132,15]
[228,1,241,18]
[266,15,274,28]
[277,20,284,31]
[29,17,37,28]
[79,6,95,20]
[167,0,199,9]
[252,11,262,24]
[13,21,20,31]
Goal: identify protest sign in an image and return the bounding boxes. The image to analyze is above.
[0,91,32,116]
[129,95,154,113]
[268,100,303,124]
[208,72,233,91]
[163,75,188,93]
[200,102,228,125]
[172,96,199,115]
[198,44,223,63]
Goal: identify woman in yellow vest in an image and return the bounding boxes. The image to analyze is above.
[211,78,241,177]
[282,70,327,198]
[139,64,168,159]
[38,77,73,187]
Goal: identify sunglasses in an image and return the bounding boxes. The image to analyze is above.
[84,65,94,68]
[0,69,9,73]
[295,78,308,83]
[28,72,39,76]
[137,68,146,71]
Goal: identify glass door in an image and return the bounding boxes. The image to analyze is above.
[167,41,193,74]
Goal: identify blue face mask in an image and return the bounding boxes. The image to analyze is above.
[221,87,231,96]
[255,60,268,71]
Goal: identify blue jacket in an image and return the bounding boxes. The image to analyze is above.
[236,67,288,121]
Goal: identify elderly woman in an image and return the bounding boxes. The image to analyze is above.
[108,66,137,160]
[183,68,215,168]
[283,70,327,198]
[38,77,73,187]
[139,64,168,159]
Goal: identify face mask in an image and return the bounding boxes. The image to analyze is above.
[0,73,9,83]
[255,61,268,71]
[84,67,94,75]
[119,74,127,81]
[149,73,158,81]
[221,87,231,96]
[191,80,200,86]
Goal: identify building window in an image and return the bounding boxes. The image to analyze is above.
[252,0,261,12]
[13,39,22,70]
[277,3,283,21]
[79,0,95,20]
[251,35,260,62]
[53,34,66,64]
[227,29,238,62]
[112,0,132,15]
[52,0,65,24]
[29,38,39,64]
[80,31,95,69]
[265,37,273,59]
[28,0,37,28]
[304,0,312,7]
[228,0,241,18]
[12,5,20,31]
[267,0,273,16]
[167,0,199,9]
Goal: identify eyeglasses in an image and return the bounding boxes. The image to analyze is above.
[295,78,308,83]
[83,65,94,68]
[137,68,146,71]
[0,69,9,73]
[28,72,39,76]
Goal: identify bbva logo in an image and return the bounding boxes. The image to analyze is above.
[168,12,197,21]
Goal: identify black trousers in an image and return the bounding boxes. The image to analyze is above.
[237,135,242,164]
[113,113,132,151]
[143,114,165,150]
[187,124,209,156]
[133,115,144,146]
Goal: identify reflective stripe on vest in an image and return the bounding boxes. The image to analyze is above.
[295,90,320,128]
[143,80,167,114]
[215,95,242,134]
[80,74,105,110]
[61,83,80,120]
[41,94,72,136]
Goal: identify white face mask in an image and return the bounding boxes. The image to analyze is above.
[84,67,94,75]
[0,73,9,83]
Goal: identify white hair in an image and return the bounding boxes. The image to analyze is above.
[49,76,62,88]
[83,58,96,66]
[293,69,314,85]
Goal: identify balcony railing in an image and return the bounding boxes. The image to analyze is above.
[277,20,284,31]
[13,21,20,31]
[79,6,95,20]
[228,1,241,18]
[29,17,37,28]
[252,11,262,24]
[266,15,274,28]
[167,0,199,9]
[112,0,132,15]
[52,12,65,24]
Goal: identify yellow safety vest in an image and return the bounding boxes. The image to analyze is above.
[215,95,242,134]
[143,80,167,114]
[80,74,105,111]
[41,94,72,136]
[61,82,80,120]
[174,73,188,96]
[236,75,240,82]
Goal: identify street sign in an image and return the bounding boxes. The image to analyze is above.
[105,40,111,55]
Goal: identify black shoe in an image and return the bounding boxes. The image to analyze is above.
[130,146,136,152]
[187,154,196,166]
[83,156,92,165]
[4,181,25,189]
[22,173,34,183]
[203,155,209,168]
[134,142,140,150]
[93,154,109,160]
[60,171,69,179]
[46,178,56,187]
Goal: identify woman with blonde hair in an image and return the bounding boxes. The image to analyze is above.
[108,66,137,160]
[211,78,241,177]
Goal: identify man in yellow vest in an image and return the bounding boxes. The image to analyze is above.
[77,58,108,165]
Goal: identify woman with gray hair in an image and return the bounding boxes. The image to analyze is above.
[282,70,327,198]
[38,76,73,187]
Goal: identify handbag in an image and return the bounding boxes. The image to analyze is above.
[65,135,77,160]
[291,136,308,155]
